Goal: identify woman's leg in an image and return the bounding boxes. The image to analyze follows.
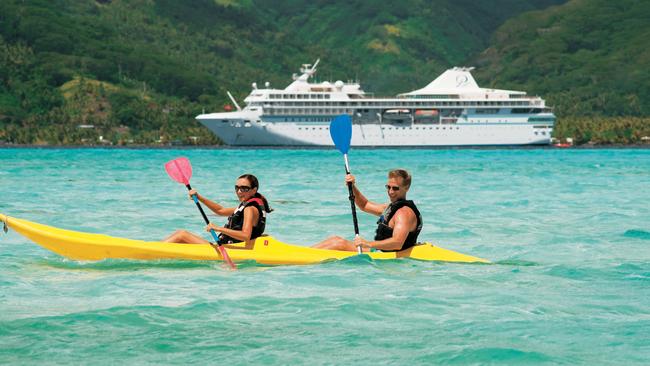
[163,230,211,244]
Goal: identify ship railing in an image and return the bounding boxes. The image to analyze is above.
[262,101,539,108]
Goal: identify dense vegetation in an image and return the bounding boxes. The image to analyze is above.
[0,0,647,146]
[474,0,650,144]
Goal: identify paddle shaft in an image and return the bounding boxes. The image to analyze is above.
[344,154,362,254]
[185,183,236,269]
[185,184,222,242]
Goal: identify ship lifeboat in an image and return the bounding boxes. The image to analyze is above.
[383,109,411,121]
[415,109,438,116]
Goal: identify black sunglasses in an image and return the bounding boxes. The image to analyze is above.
[235,185,252,192]
[385,185,401,192]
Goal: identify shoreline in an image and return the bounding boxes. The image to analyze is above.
[1,143,649,150]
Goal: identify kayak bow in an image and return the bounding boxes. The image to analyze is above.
[0,214,489,265]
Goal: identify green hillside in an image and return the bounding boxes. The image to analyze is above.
[2,0,648,146]
[472,0,650,144]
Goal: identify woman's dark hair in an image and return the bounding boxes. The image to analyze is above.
[239,174,273,213]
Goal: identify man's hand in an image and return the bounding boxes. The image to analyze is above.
[345,174,356,186]
[353,236,372,249]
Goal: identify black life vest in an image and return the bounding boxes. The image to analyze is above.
[218,197,266,244]
[374,199,423,252]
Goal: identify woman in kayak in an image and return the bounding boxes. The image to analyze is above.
[163,174,273,244]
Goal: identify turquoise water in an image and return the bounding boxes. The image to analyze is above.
[1,148,649,365]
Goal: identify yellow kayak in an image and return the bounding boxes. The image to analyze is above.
[0,213,489,265]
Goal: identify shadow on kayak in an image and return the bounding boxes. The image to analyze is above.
[31,255,500,272]
[25,246,506,272]
[324,254,496,267]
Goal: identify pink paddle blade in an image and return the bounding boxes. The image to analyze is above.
[165,157,193,185]
[217,245,237,269]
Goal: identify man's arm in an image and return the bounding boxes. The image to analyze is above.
[360,207,416,251]
[347,175,386,216]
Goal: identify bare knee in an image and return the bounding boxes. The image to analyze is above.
[172,230,190,238]
[332,236,348,246]
[316,235,353,250]
[164,229,191,243]
[326,235,344,242]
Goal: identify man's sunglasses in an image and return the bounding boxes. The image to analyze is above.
[385,185,401,192]
[235,185,253,192]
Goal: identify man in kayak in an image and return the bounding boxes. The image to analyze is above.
[313,169,422,252]
[163,174,273,244]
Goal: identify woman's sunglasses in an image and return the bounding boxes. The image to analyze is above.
[235,185,253,192]
[385,185,401,192]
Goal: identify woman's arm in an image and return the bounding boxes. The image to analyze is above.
[207,206,259,242]
[192,190,235,216]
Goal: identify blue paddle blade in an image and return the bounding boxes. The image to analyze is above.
[329,114,352,154]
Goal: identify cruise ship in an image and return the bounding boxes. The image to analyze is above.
[196,60,555,146]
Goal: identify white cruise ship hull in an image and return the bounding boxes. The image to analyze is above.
[197,117,552,146]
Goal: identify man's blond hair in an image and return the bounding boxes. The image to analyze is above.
[388,169,411,188]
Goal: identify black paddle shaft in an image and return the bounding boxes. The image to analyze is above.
[185,183,224,247]
[345,171,360,236]
[185,184,210,224]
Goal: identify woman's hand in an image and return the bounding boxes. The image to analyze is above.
[205,223,221,233]
[188,189,199,200]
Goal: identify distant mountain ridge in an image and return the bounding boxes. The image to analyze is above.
[474,0,650,117]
